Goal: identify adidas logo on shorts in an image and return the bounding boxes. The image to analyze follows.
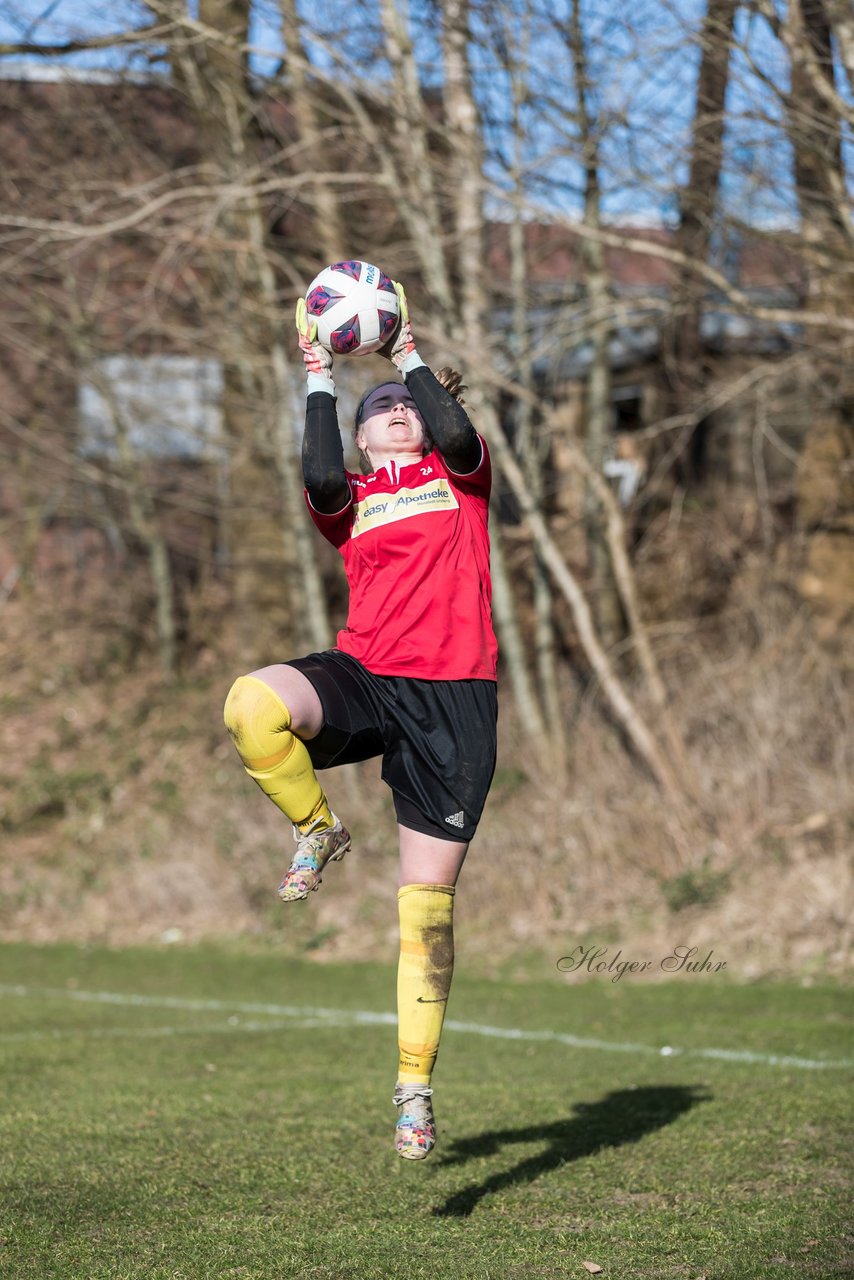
[444,811,465,828]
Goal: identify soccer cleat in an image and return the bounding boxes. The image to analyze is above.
[277,816,351,902]
[393,1083,435,1160]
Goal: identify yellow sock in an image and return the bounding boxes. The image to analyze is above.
[397,884,455,1085]
[223,675,334,835]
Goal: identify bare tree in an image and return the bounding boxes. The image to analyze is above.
[278,0,346,263]
[167,0,331,659]
[779,0,854,636]
[3,0,848,791]
[668,0,738,409]
[440,0,549,743]
[379,0,456,324]
[563,0,625,650]
[506,10,566,757]
[825,0,854,92]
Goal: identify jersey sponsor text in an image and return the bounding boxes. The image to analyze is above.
[351,479,459,538]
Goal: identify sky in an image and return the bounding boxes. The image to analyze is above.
[0,0,851,229]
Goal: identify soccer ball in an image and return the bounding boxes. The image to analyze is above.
[304,260,400,356]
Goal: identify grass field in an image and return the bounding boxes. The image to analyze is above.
[0,943,851,1280]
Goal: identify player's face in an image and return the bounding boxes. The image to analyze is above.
[356,384,427,456]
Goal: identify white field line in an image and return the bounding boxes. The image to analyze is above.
[0,1019,319,1043]
[0,983,851,1071]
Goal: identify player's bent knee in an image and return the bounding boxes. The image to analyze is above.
[223,674,294,766]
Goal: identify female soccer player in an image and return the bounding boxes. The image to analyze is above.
[223,284,498,1159]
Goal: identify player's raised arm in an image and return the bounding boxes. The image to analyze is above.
[385,283,482,475]
[295,297,350,514]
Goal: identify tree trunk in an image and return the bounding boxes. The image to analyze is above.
[825,0,854,93]
[170,0,303,664]
[441,0,548,743]
[241,197,332,650]
[510,122,565,756]
[670,0,737,411]
[568,0,624,650]
[482,399,689,808]
[380,0,456,325]
[786,0,854,640]
[279,0,346,263]
[788,0,851,304]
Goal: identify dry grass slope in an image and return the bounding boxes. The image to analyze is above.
[1,542,851,982]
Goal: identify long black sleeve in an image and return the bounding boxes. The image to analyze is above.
[302,391,350,513]
[404,365,482,474]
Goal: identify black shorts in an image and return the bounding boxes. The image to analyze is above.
[284,650,498,843]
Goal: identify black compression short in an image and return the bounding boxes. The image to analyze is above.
[284,650,498,843]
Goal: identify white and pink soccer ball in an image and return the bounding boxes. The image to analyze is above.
[304,260,400,356]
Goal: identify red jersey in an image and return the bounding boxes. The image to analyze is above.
[305,438,497,681]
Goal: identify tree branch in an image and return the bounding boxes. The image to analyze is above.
[0,23,173,57]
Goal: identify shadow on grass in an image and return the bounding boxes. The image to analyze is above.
[433,1084,710,1218]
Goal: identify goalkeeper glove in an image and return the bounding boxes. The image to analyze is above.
[387,282,425,375]
[295,297,335,395]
